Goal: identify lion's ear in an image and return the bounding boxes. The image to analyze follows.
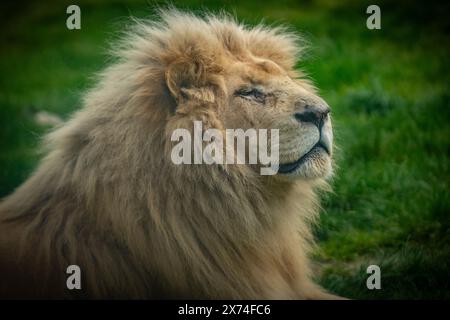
[165,58,206,100]
[165,57,222,104]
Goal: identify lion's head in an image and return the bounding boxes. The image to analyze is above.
[153,11,334,181]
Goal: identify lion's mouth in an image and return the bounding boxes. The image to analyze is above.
[278,142,330,174]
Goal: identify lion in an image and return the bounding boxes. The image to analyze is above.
[0,10,339,299]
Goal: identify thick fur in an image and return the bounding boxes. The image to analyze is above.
[0,10,337,299]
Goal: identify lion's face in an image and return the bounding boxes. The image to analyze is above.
[219,58,333,180]
[163,16,333,181]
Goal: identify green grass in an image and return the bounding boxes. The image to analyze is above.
[0,0,449,299]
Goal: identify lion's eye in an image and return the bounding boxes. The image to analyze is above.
[235,88,265,103]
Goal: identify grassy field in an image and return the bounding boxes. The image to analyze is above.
[0,0,449,299]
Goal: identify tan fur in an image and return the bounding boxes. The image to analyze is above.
[0,10,339,299]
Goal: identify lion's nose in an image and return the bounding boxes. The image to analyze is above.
[294,105,330,129]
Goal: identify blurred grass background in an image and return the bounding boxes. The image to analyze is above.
[0,0,449,299]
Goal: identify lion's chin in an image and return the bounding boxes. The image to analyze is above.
[277,145,332,180]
